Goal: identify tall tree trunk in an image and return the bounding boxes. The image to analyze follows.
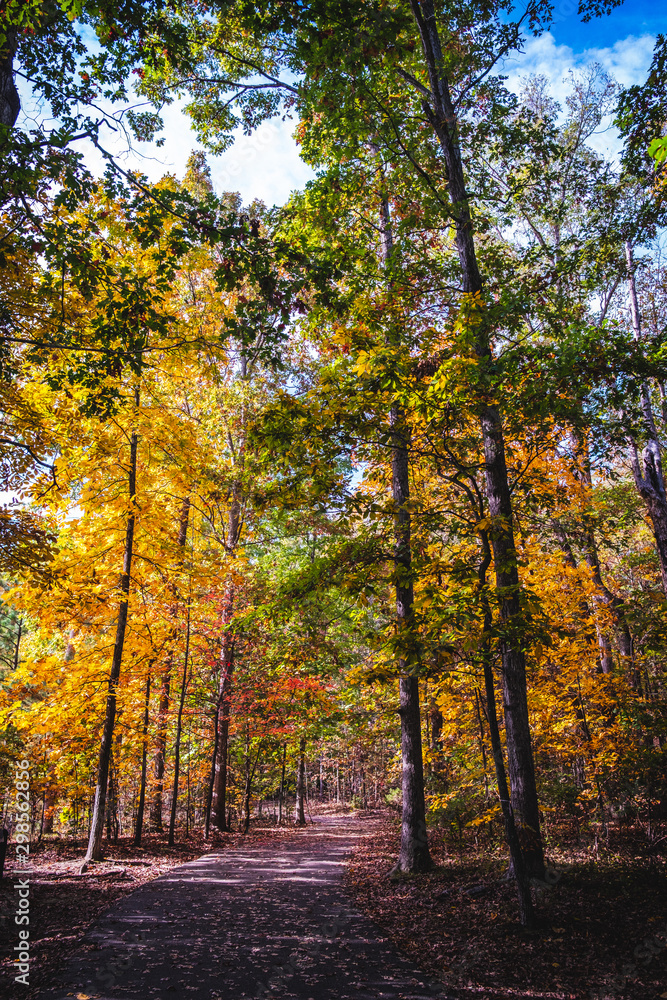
[168,603,191,846]
[409,0,544,877]
[42,786,56,835]
[242,737,261,835]
[479,535,534,927]
[278,742,287,825]
[150,498,191,831]
[625,242,667,593]
[377,175,432,874]
[83,393,139,864]
[134,670,151,847]
[0,28,19,130]
[204,702,220,840]
[294,737,306,826]
[211,441,245,828]
[575,438,637,682]
[583,530,636,682]
[211,585,235,831]
[13,617,22,671]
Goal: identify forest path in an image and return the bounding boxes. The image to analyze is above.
[43,814,449,1000]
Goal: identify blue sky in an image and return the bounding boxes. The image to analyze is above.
[19,3,667,206]
[547,0,664,50]
[164,3,667,205]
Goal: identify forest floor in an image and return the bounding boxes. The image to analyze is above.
[3,812,449,1000]
[1,810,665,999]
[0,822,301,998]
[346,813,667,1000]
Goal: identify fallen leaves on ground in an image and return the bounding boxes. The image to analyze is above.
[344,815,667,1000]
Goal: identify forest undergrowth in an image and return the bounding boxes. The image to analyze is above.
[345,813,667,1000]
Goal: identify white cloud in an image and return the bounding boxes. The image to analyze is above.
[86,104,313,208]
[17,31,655,203]
[501,32,655,159]
[503,31,655,95]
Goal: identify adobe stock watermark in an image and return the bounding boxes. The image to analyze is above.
[253,903,355,997]
[214,119,282,193]
[13,759,31,986]
[589,918,667,1000]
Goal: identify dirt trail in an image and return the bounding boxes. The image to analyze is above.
[38,815,449,999]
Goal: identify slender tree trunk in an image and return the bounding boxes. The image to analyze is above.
[150,665,171,831]
[106,748,119,843]
[168,604,191,846]
[625,242,667,593]
[294,738,306,826]
[204,702,220,840]
[211,586,235,831]
[479,531,534,926]
[429,700,443,776]
[0,29,20,130]
[150,498,191,831]
[242,739,261,835]
[83,393,139,864]
[377,178,432,875]
[575,439,637,682]
[134,670,151,847]
[42,786,56,835]
[278,742,287,825]
[13,617,22,671]
[211,465,243,830]
[409,0,544,877]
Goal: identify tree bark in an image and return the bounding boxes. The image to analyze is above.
[278,741,287,824]
[294,737,306,826]
[204,702,220,840]
[408,0,544,877]
[134,670,151,847]
[168,602,191,846]
[211,585,235,830]
[0,29,19,130]
[42,786,56,835]
[211,451,244,829]
[377,173,432,874]
[625,242,667,594]
[150,498,191,831]
[479,535,534,927]
[84,392,139,864]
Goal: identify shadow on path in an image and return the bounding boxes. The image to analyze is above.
[41,815,450,999]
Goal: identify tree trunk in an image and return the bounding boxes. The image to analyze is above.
[294,737,306,826]
[134,670,151,847]
[377,176,432,875]
[242,738,261,835]
[211,586,235,831]
[478,530,534,926]
[150,498,190,831]
[204,702,220,840]
[409,0,544,877]
[42,786,56,835]
[392,404,430,873]
[0,29,20,130]
[625,242,667,593]
[211,465,243,830]
[84,394,138,864]
[278,742,287,825]
[168,603,191,846]
[13,617,22,671]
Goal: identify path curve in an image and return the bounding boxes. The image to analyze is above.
[42,815,449,999]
